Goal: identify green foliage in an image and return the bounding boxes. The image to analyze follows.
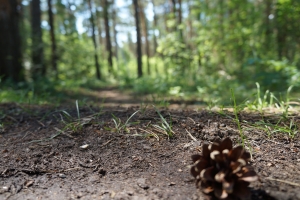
[241,59,300,91]
[2,0,300,110]
[107,110,139,134]
[152,107,174,138]
[230,88,246,146]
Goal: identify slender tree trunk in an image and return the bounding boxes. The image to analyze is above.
[219,0,225,68]
[47,0,58,79]
[31,0,45,80]
[264,0,272,52]
[178,0,183,41]
[133,0,142,78]
[140,3,150,75]
[103,0,113,73]
[151,0,158,74]
[88,0,101,79]
[163,6,169,33]
[169,0,176,32]
[96,12,103,48]
[151,0,158,51]
[187,1,194,45]
[170,0,176,16]
[66,0,78,36]
[112,3,119,68]
[0,0,23,82]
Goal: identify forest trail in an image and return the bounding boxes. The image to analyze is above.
[0,103,299,199]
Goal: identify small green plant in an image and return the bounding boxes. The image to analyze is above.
[139,102,149,115]
[58,101,85,134]
[150,94,170,107]
[76,100,80,120]
[255,82,270,114]
[217,104,226,116]
[252,118,298,138]
[273,85,294,119]
[108,110,140,133]
[244,83,273,115]
[58,110,83,133]
[0,123,4,133]
[207,99,220,112]
[230,88,245,146]
[152,107,174,138]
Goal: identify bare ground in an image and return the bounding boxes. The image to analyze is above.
[0,91,300,200]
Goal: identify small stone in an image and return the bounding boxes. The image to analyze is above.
[137,178,149,190]
[267,163,273,167]
[169,182,176,186]
[80,144,89,149]
[1,186,9,193]
[24,180,34,187]
[127,190,134,196]
[58,173,66,178]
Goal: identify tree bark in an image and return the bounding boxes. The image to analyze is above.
[133,0,142,78]
[88,0,101,79]
[112,2,119,67]
[151,0,158,74]
[47,0,58,79]
[66,0,77,36]
[0,0,23,82]
[31,0,45,80]
[96,11,104,48]
[140,3,150,75]
[178,0,183,40]
[103,0,113,73]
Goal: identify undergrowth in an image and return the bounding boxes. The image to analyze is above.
[227,83,299,142]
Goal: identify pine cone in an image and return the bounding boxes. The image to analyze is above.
[191,137,258,200]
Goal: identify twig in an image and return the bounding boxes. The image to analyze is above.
[187,117,196,124]
[100,139,113,147]
[54,127,74,138]
[266,177,300,187]
[26,126,74,144]
[186,129,197,142]
[138,128,159,141]
[21,131,32,140]
[26,131,61,144]
[62,167,82,172]
[37,120,45,127]
[6,115,18,122]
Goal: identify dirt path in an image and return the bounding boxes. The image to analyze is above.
[0,103,300,200]
[64,87,203,109]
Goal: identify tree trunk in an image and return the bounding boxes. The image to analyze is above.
[264,0,272,52]
[151,0,158,74]
[112,2,119,68]
[103,0,113,73]
[178,0,183,41]
[96,11,104,49]
[0,0,23,82]
[88,0,101,79]
[170,0,176,17]
[170,0,177,32]
[133,0,142,78]
[66,0,77,36]
[31,0,45,80]
[47,0,58,79]
[140,3,150,75]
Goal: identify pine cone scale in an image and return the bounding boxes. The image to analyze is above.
[190,137,258,200]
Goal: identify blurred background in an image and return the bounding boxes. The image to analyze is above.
[0,0,299,105]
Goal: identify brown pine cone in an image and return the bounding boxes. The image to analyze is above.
[191,137,258,200]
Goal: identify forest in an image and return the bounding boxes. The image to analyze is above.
[1,0,300,105]
[1,1,300,200]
